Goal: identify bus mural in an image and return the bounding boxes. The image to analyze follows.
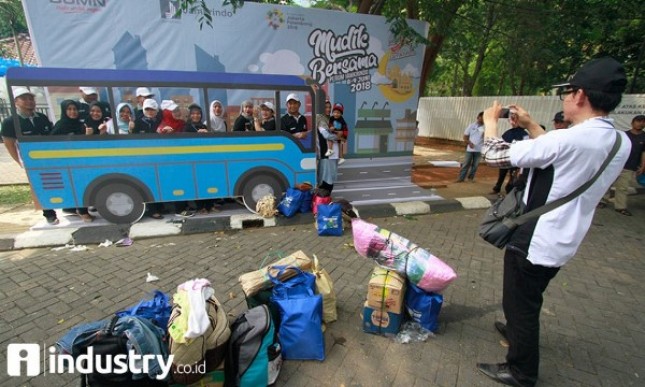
[5,67,319,224]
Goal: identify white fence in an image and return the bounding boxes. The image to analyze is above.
[417,95,645,141]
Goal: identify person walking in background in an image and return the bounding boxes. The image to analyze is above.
[478,57,631,387]
[490,112,529,195]
[552,111,570,130]
[456,111,484,182]
[1,87,59,225]
[598,114,645,216]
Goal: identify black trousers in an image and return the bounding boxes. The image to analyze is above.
[503,246,560,385]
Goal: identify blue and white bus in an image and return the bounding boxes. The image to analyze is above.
[5,67,320,223]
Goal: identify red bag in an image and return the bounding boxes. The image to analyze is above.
[312,195,332,216]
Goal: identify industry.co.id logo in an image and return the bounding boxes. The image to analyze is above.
[266,8,284,30]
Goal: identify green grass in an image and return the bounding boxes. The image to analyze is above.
[0,185,32,205]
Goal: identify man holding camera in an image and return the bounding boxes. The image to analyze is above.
[477,57,631,386]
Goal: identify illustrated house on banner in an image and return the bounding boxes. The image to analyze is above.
[354,101,392,156]
[395,109,417,152]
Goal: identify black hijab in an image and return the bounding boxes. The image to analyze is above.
[52,100,85,135]
[84,101,110,135]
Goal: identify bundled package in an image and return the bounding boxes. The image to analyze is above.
[238,250,313,297]
[351,219,457,293]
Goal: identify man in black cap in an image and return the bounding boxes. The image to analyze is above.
[552,111,570,129]
[477,57,632,386]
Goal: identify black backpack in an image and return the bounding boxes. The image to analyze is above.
[78,316,168,387]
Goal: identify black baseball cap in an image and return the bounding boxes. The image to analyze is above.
[552,57,627,93]
[553,111,565,122]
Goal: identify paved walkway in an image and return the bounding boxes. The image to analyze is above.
[0,194,643,386]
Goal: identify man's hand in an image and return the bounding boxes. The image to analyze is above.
[509,104,545,138]
[483,101,503,139]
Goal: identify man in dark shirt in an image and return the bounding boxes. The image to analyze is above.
[280,93,308,139]
[601,114,645,215]
[490,112,528,194]
[1,87,58,224]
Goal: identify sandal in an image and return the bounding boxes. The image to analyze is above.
[615,209,632,216]
[150,213,164,219]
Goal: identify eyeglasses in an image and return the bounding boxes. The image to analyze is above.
[558,88,579,101]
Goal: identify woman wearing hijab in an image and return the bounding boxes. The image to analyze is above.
[157,100,185,134]
[84,101,111,135]
[183,103,218,214]
[209,100,227,132]
[183,104,208,133]
[52,99,86,135]
[110,102,134,135]
[51,100,94,222]
[233,100,255,131]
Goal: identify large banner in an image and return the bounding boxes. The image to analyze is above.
[22,0,428,160]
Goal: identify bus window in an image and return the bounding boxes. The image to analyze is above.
[6,67,319,223]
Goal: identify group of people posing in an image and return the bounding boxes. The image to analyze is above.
[1,86,351,223]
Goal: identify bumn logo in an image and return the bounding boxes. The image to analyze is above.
[160,0,181,19]
[7,343,40,376]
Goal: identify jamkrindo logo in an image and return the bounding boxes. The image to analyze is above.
[5,343,189,381]
[266,9,284,30]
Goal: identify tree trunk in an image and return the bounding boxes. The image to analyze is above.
[420,34,446,96]
[406,0,418,19]
[357,0,374,14]
[463,5,496,96]
[10,23,23,66]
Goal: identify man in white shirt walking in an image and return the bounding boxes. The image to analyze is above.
[456,111,484,182]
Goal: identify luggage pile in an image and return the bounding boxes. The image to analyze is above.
[238,251,336,363]
[352,218,457,337]
[55,278,286,387]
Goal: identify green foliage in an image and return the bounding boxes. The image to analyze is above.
[0,0,27,39]
[0,185,31,205]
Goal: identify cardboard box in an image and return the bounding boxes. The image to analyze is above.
[362,301,403,335]
[367,267,405,314]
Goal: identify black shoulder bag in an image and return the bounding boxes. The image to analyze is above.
[479,131,621,249]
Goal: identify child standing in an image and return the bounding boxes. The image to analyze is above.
[328,103,348,164]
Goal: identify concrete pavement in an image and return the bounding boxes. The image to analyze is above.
[0,194,643,386]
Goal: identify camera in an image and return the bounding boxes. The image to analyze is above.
[499,108,510,118]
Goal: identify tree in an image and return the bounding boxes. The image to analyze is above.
[0,0,28,64]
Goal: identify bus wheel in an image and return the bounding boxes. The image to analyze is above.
[94,183,146,224]
[240,173,286,213]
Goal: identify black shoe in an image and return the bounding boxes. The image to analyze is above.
[495,321,508,340]
[476,363,533,387]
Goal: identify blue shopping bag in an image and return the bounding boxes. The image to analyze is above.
[299,188,313,213]
[277,188,303,218]
[270,267,325,361]
[404,281,443,332]
[316,202,343,236]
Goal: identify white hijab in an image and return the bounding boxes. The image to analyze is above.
[209,100,227,132]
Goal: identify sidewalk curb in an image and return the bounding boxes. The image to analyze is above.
[0,197,494,251]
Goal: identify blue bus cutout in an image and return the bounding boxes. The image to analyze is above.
[6,67,319,223]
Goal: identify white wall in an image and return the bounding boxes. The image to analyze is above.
[417,95,645,141]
